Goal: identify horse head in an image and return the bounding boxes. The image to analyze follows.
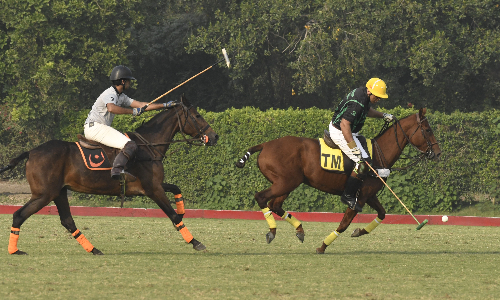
[406,108,441,161]
[175,95,219,146]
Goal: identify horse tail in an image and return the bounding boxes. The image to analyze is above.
[235,144,264,168]
[0,151,30,174]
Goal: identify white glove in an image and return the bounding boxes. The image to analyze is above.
[383,113,394,122]
[347,141,363,161]
[351,147,363,161]
[132,107,144,116]
[164,101,178,108]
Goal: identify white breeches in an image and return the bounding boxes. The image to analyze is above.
[328,122,370,164]
[84,122,131,150]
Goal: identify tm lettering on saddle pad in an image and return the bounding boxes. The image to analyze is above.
[318,138,373,172]
[318,138,345,171]
[75,142,112,170]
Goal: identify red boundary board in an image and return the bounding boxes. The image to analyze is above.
[1,205,499,226]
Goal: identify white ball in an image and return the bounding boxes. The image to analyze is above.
[442,215,448,222]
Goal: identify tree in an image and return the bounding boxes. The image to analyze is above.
[0,0,143,140]
[187,0,500,113]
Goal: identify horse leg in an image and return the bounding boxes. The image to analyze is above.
[254,180,301,244]
[53,188,103,255]
[9,191,60,255]
[351,196,386,237]
[316,208,358,254]
[269,195,305,243]
[148,188,205,251]
[161,183,185,220]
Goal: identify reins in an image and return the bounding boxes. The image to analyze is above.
[131,103,210,161]
[374,113,437,171]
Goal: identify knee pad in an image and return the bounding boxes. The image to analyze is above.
[122,141,138,160]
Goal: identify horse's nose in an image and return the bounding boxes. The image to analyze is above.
[209,134,219,146]
[435,152,441,160]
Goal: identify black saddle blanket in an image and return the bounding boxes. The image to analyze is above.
[75,142,112,170]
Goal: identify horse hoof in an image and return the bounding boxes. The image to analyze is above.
[191,240,206,251]
[266,231,275,244]
[296,231,305,243]
[235,161,245,168]
[351,228,362,237]
[315,248,325,254]
[11,250,28,255]
[193,243,206,251]
[92,248,104,255]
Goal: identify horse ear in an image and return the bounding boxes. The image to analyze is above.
[419,108,427,118]
[181,94,191,107]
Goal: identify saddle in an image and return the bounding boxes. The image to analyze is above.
[323,130,339,149]
[77,134,101,149]
[75,134,120,170]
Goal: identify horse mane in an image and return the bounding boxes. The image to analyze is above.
[134,108,177,135]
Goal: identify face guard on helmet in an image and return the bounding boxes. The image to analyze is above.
[366,78,388,98]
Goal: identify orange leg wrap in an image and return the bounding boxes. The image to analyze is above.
[175,194,185,215]
[8,227,20,254]
[175,221,193,243]
[72,229,94,252]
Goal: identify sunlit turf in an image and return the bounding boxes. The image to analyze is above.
[1,215,499,299]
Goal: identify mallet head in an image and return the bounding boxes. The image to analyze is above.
[415,219,428,231]
[222,48,230,68]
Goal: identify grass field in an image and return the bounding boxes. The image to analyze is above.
[1,214,499,299]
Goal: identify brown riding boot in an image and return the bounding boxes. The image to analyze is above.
[111,141,137,181]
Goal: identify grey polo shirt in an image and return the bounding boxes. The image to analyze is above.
[85,86,134,126]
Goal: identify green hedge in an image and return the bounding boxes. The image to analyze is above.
[158,106,500,214]
[3,106,500,213]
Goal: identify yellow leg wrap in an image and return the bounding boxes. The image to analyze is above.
[324,231,340,246]
[364,217,383,233]
[282,212,301,229]
[261,207,277,229]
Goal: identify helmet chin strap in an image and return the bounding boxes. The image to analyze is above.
[113,82,126,95]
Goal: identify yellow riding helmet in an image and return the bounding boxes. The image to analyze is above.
[366,78,388,98]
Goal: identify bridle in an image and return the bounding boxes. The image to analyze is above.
[132,102,212,161]
[173,102,211,146]
[374,113,439,171]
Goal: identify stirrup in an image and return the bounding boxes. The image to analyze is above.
[111,169,136,182]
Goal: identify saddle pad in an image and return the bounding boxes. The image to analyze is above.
[75,142,112,170]
[318,138,345,171]
[318,138,374,172]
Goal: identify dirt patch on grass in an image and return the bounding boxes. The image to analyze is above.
[0,180,31,205]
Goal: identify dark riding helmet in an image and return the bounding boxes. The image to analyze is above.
[109,65,136,81]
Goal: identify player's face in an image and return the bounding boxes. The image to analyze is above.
[369,93,380,103]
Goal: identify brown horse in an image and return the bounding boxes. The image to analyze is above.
[235,108,441,253]
[0,95,218,255]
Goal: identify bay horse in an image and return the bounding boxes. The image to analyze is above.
[0,95,218,255]
[235,108,441,253]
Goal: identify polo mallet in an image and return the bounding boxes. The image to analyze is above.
[364,161,428,230]
[142,48,231,109]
